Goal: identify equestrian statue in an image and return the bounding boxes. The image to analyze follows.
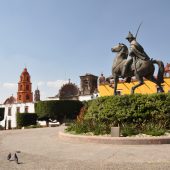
[107,31,164,95]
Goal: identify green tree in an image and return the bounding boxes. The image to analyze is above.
[35,100,83,123]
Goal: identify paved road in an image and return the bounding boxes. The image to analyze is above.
[1,126,170,170]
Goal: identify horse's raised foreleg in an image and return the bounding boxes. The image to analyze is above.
[131,75,144,94]
[113,76,119,95]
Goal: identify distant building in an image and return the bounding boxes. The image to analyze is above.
[34,87,40,102]
[4,95,17,105]
[80,73,98,95]
[0,100,34,129]
[17,68,33,103]
[0,68,35,129]
[59,80,79,100]
[47,74,99,101]
[98,77,170,96]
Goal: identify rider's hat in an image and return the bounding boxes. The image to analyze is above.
[126,31,135,40]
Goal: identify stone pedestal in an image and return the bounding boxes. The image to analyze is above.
[111,127,120,137]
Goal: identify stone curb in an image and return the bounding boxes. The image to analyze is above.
[59,132,170,145]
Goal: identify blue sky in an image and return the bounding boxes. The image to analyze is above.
[0,0,169,103]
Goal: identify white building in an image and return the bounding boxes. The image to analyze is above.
[0,68,37,129]
[0,97,35,129]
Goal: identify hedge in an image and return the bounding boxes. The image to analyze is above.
[16,113,37,128]
[66,93,170,135]
[35,100,83,122]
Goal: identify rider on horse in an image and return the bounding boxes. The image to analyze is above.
[122,31,150,82]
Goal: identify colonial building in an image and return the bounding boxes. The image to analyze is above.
[0,98,34,129]
[47,74,99,101]
[0,68,35,129]
[59,80,79,100]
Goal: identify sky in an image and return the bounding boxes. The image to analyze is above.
[0,0,169,103]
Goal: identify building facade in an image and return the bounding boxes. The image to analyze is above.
[0,68,35,129]
[0,101,34,129]
[98,77,170,96]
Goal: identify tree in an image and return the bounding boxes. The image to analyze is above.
[35,100,83,123]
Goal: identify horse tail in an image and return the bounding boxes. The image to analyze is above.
[152,60,164,83]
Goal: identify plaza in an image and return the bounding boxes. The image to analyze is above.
[1,126,170,170]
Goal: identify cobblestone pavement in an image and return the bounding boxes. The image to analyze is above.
[1,126,170,170]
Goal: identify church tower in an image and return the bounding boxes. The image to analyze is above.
[34,87,40,102]
[17,68,33,103]
[80,73,98,95]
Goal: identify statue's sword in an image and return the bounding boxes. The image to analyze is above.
[133,22,143,75]
[135,22,143,39]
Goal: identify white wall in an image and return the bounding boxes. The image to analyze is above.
[0,102,35,129]
[79,93,99,101]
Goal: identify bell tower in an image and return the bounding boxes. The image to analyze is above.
[17,68,33,103]
[34,87,40,102]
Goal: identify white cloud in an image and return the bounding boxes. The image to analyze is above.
[2,83,17,89]
[46,80,68,88]
[37,81,45,86]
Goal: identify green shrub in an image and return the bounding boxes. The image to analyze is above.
[17,113,37,128]
[143,123,166,136]
[66,93,170,136]
[66,120,90,134]
[121,124,139,137]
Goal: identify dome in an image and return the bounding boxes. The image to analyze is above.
[4,95,17,104]
[59,83,79,100]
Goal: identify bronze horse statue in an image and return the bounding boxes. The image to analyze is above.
[107,43,164,95]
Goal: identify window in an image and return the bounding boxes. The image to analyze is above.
[25,106,29,113]
[16,107,20,113]
[26,95,30,100]
[26,85,29,90]
[19,95,21,100]
[8,107,11,116]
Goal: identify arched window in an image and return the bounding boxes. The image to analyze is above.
[26,94,30,100]
[27,76,29,81]
[20,85,22,91]
[26,85,29,90]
